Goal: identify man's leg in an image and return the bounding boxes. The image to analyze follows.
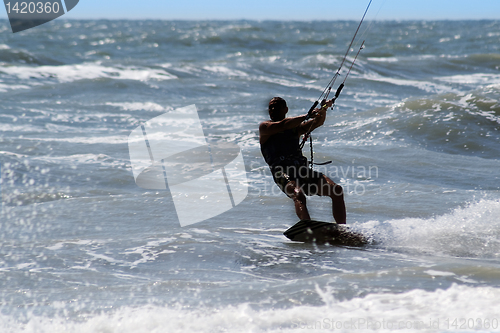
[284,180,311,221]
[317,175,346,224]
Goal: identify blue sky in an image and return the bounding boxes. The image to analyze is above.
[2,0,500,20]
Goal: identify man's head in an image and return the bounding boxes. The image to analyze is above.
[268,97,288,121]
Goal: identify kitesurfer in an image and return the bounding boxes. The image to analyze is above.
[259,97,346,224]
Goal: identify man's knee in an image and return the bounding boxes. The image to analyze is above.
[320,177,343,197]
[325,183,343,197]
[291,187,307,204]
[333,184,343,196]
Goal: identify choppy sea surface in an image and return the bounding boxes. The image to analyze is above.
[1,19,500,332]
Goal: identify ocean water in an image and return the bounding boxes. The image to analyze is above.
[0,19,500,332]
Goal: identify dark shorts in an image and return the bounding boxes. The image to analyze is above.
[271,164,324,196]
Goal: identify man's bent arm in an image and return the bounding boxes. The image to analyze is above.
[298,99,332,135]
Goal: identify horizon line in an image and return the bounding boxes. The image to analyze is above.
[1,17,499,22]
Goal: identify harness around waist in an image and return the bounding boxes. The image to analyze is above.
[270,155,307,169]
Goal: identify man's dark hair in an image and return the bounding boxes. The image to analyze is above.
[268,97,286,121]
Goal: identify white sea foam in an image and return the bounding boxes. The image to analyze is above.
[367,57,399,63]
[105,102,167,112]
[256,75,306,88]
[359,199,500,258]
[202,65,248,77]
[436,73,500,86]
[1,63,177,84]
[26,135,127,144]
[364,72,456,94]
[32,153,127,168]
[0,82,30,92]
[4,284,500,332]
